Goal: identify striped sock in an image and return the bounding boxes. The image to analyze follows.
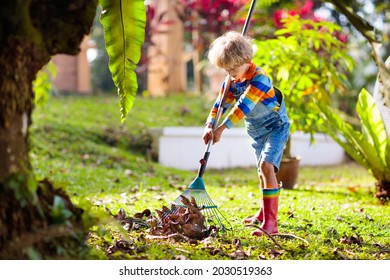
[261,187,280,198]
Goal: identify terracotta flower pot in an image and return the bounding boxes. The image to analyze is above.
[276,157,300,189]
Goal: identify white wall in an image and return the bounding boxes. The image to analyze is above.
[152,127,345,170]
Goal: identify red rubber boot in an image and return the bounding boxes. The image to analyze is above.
[251,187,280,236]
[243,183,281,224]
[242,208,263,224]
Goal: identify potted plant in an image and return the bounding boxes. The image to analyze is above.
[253,15,353,188]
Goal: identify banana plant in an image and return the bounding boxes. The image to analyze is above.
[317,89,390,201]
[99,0,146,122]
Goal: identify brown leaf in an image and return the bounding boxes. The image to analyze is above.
[183,213,193,224]
[147,216,158,228]
[175,254,188,260]
[167,215,181,225]
[211,248,223,256]
[177,207,186,214]
[180,106,191,116]
[190,196,198,208]
[155,209,165,220]
[149,198,210,240]
[180,195,191,207]
[340,234,362,245]
[134,212,143,219]
[117,208,126,220]
[142,209,151,217]
[270,249,284,259]
[182,223,205,239]
[168,214,180,221]
[347,185,360,193]
[233,238,241,247]
[229,250,247,260]
[162,205,170,213]
[170,204,178,212]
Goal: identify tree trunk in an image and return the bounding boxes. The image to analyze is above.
[0,0,97,259]
[0,38,46,181]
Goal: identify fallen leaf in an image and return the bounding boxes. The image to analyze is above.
[340,234,362,245]
[117,208,126,220]
[364,214,374,221]
[347,185,360,193]
[141,209,151,217]
[270,249,284,259]
[175,254,188,260]
[134,213,143,219]
[229,250,247,260]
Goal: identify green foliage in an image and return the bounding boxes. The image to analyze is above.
[4,173,38,206]
[98,0,146,122]
[318,88,390,182]
[322,0,379,43]
[33,61,57,107]
[253,16,353,142]
[323,0,390,110]
[257,0,280,7]
[50,196,74,224]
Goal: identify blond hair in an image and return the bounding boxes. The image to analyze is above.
[207,31,253,69]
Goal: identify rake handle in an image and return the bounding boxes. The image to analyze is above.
[198,0,257,178]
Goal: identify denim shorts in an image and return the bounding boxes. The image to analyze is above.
[244,99,290,174]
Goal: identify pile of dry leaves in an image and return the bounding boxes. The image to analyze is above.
[148,195,218,240]
[112,195,217,242]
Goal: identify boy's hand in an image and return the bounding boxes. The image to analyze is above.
[203,124,227,144]
[202,124,214,144]
[212,124,227,144]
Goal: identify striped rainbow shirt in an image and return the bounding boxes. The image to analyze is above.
[206,62,280,129]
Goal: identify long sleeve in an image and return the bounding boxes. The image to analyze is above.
[205,79,236,126]
[205,63,281,129]
[222,71,280,129]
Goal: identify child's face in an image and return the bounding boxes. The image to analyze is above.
[224,63,249,80]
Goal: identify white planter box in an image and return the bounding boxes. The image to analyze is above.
[150,127,345,170]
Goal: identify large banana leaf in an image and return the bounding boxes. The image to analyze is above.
[99,0,146,122]
[318,103,370,170]
[356,89,387,162]
[318,89,387,181]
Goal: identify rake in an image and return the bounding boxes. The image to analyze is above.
[161,0,257,232]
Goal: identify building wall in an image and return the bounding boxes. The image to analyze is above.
[147,0,186,96]
[52,36,91,94]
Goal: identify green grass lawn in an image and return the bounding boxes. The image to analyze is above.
[30,94,390,260]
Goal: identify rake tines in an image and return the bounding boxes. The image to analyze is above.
[161,177,232,232]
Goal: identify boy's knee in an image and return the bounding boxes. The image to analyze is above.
[259,161,274,175]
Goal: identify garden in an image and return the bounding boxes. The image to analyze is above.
[29,94,390,260]
[0,0,389,264]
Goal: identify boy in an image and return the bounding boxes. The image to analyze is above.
[202,31,290,236]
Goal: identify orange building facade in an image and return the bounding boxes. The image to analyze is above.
[51,36,91,94]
